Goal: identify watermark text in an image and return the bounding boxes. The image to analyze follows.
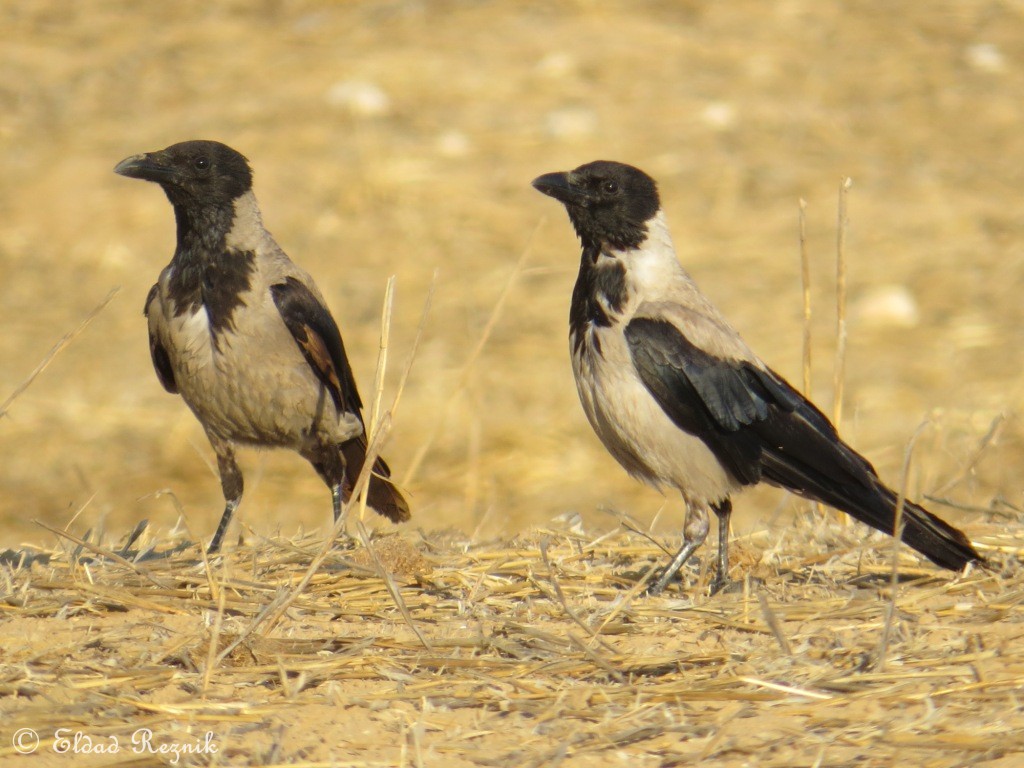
[11,727,218,763]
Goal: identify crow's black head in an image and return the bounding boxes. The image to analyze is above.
[532,160,660,250]
[115,140,253,209]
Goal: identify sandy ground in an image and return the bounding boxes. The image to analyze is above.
[1,0,1023,765]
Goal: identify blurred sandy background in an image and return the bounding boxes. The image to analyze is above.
[1,0,1021,549]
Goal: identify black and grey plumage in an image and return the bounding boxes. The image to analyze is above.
[115,140,409,553]
[533,160,983,594]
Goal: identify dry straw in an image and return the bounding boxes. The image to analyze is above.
[0,518,1017,764]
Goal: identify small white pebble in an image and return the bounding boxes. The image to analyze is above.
[852,284,920,329]
[313,212,342,237]
[100,241,132,268]
[436,130,472,158]
[965,43,1005,73]
[700,101,737,130]
[325,79,392,117]
[535,52,577,79]
[545,106,598,139]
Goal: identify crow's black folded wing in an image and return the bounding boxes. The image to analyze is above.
[626,315,803,486]
[626,315,876,489]
[144,283,178,394]
[272,278,410,523]
[625,315,981,570]
[271,276,363,420]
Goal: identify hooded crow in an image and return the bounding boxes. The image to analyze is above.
[533,160,983,594]
[116,140,410,553]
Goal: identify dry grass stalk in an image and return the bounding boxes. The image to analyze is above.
[832,177,852,432]
[221,416,396,656]
[202,558,229,694]
[402,227,536,486]
[931,413,1007,497]
[756,591,793,656]
[355,519,431,651]
[798,198,828,523]
[798,198,812,398]
[359,275,398,521]
[874,420,929,672]
[0,287,119,420]
[832,177,853,528]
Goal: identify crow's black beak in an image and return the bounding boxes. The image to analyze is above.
[114,152,175,183]
[532,171,587,206]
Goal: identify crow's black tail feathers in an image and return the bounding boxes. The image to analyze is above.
[763,453,983,571]
[340,438,411,523]
[876,485,983,571]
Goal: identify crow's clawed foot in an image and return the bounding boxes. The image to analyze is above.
[647,565,737,598]
[708,573,739,596]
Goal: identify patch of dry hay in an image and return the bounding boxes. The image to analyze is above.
[1,518,1021,766]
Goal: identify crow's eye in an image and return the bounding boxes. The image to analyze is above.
[194,156,210,171]
[602,180,619,194]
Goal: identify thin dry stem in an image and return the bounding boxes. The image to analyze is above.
[202,560,229,693]
[832,178,852,432]
[874,419,929,672]
[757,592,793,657]
[355,519,431,650]
[0,287,119,419]
[932,413,1006,497]
[360,275,397,522]
[394,273,436,414]
[798,198,812,397]
[800,198,826,521]
[832,178,853,527]
[402,225,538,486]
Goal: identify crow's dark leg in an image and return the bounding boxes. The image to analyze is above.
[709,498,733,595]
[301,440,349,529]
[207,438,243,554]
[649,499,710,595]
